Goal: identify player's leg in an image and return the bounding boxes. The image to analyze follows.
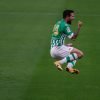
[66,48,83,73]
[54,60,63,71]
[66,43,84,59]
[53,45,75,71]
[64,44,79,73]
[66,60,79,74]
[54,46,83,73]
[50,45,83,72]
[50,46,64,71]
[70,48,84,59]
[55,58,79,73]
[55,56,79,73]
[57,47,84,64]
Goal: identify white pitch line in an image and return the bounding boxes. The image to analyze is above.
[0,12,100,16]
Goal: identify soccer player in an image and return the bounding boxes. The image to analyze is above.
[50,10,84,74]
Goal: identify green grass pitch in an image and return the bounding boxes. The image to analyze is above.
[0,0,100,100]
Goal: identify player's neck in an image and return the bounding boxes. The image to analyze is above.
[63,19,71,25]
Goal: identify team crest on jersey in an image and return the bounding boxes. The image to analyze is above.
[67,27,71,32]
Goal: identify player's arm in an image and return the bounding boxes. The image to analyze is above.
[71,21,83,39]
[64,25,74,39]
[64,21,83,39]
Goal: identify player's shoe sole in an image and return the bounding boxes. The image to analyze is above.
[54,61,63,71]
[66,67,79,74]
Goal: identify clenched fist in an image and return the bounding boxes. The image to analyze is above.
[78,21,83,28]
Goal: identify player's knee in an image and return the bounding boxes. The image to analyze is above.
[71,48,84,59]
[78,51,84,59]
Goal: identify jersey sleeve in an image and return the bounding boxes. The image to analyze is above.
[64,25,74,39]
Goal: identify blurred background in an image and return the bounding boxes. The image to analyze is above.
[0,0,100,100]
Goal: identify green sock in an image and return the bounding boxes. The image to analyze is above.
[66,53,78,63]
[67,60,77,68]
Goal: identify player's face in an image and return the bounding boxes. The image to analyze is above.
[69,13,75,20]
[65,13,75,24]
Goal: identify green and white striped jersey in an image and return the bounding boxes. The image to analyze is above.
[51,19,74,48]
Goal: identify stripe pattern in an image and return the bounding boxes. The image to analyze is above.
[51,34,66,48]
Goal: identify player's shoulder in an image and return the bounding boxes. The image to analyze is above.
[60,19,70,27]
[55,19,70,28]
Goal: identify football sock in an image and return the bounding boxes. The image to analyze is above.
[59,53,78,64]
[67,60,77,68]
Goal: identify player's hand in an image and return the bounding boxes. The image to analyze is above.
[78,21,83,28]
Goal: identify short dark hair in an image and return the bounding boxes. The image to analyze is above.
[63,9,74,19]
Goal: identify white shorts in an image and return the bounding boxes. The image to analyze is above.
[50,45,73,60]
